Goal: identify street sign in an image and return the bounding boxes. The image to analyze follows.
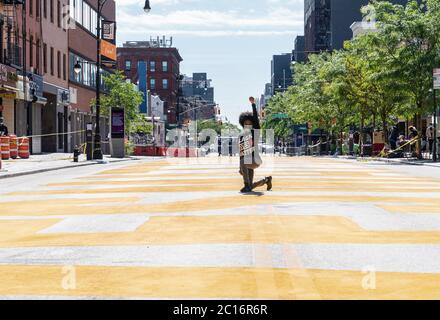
[293,124,308,134]
[271,113,289,120]
[434,68,440,89]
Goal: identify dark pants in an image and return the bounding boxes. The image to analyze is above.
[239,159,265,190]
[429,139,434,153]
[390,140,397,150]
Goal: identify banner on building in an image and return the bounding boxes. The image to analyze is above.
[101,39,117,64]
[102,21,116,44]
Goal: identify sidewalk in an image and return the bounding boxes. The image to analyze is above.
[0,153,137,179]
[299,154,440,168]
[358,157,440,168]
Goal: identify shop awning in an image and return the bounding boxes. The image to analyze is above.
[1,84,19,92]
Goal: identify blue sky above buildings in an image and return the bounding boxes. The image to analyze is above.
[116,0,304,124]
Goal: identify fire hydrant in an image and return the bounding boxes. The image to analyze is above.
[73,145,80,163]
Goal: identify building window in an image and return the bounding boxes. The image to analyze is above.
[162,61,168,72]
[44,0,47,18]
[57,51,61,78]
[69,52,107,88]
[63,53,66,80]
[57,1,61,28]
[83,1,90,31]
[29,0,33,16]
[43,43,47,73]
[150,61,156,72]
[29,36,34,68]
[50,46,54,75]
[162,79,168,89]
[50,0,54,23]
[36,0,40,17]
[125,60,131,71]
[36,39,40,73]
[69,0,98,36]
[150,78,156,90]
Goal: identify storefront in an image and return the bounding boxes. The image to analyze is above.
[0,63,18,135]
[16,72,47,154]
[42,83,71,153]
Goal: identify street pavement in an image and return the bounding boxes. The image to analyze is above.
[0,156,440,299]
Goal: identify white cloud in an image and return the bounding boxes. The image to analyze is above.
[117,6,303,38]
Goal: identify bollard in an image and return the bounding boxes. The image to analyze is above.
[73,145,80,163]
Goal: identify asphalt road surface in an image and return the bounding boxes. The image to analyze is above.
[0,156,440,299]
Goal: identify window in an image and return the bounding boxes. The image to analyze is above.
[57,50,61,78]
[83,1,90,31]
[162,79,168,89]
[50,0,54,23]
[29,36,34,68]
[69,52,107,88]
[70,0,98,36]
[29,0,33,16]
[150,78,156,90]
[43,43,47,73]
[90,9,97,36]
[36,0,40,17]
[75,0,82,25]
[57,1,61,28]
[162,61,168,72]
[44,0,47,18]
[150,61,156,72]
[50,47,54,75]
[36,39,40,73]
[125,60,131,71]
[63,53,66,80]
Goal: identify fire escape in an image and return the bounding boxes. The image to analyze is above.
[0,0,21,67]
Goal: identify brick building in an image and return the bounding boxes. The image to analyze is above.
[117,39,183,125]
[68,0,116,153]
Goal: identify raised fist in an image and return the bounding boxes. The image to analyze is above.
[249,97,256,104]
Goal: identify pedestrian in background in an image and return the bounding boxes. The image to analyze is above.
[217,135,222,157]
[427,123,434,153]
[409,126,419,157]
[0,117,8,136]
[389,124,399,150]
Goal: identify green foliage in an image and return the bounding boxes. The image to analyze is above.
[264,0,440,147]
[92,71,144,135]
[195,119,240,134]
[130,114,154,135]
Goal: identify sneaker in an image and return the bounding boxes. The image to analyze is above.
[240,186,252,193]
[266,176,273,191]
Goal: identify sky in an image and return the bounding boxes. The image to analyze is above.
[115,0,304,125]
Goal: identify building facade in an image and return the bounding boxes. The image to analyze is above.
[41,0,70,153]
[68,0,116,154]
[304,0,409,56]
[293,35,306,63]
[0,1,20,142]
[271,53,293,94]
[179,72,216,124]
[117,38,183,125]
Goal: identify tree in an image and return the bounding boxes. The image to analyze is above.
[92,71,144,135]
[367,0,440,156]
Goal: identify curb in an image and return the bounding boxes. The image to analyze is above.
[0,158,139,180]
